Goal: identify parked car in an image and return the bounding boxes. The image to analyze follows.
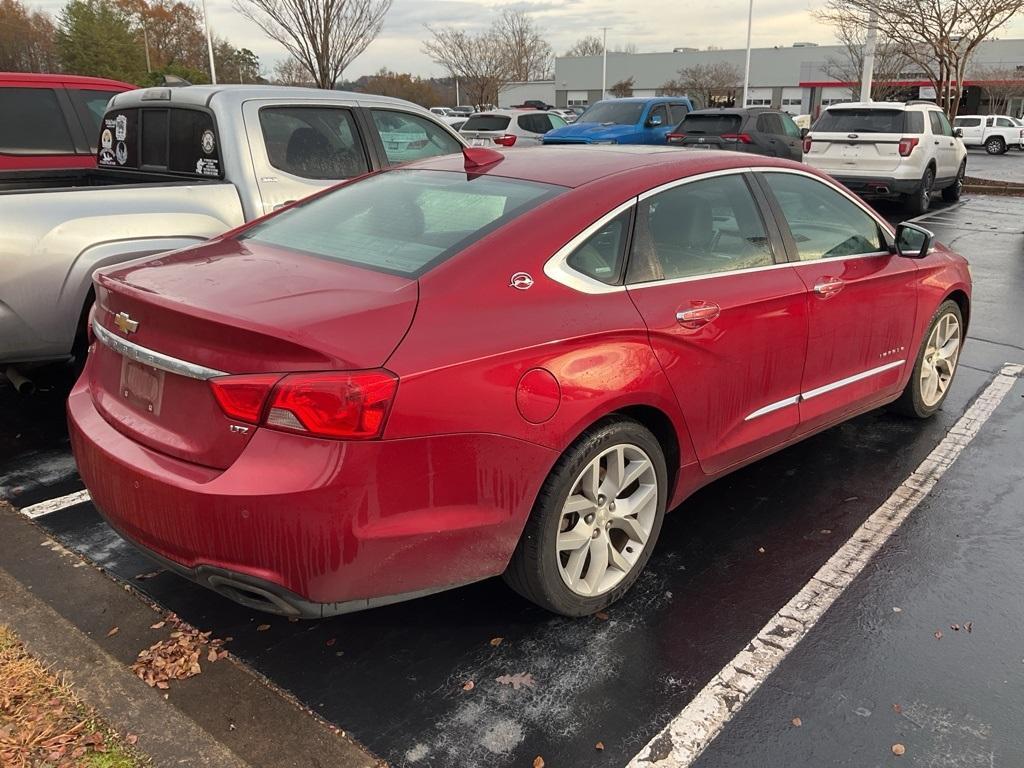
[553,109,579,124]
[0,72,135,171]
[512,100,554,110]
[542,97,694,145]
[69,145,970,619]
[452,105,475,116]
[952,114,1024,154]
[666,108,803,160]
[803,101,967,215]
[428,106,465,127]
[460,109,567,147]
[0,85,464,375]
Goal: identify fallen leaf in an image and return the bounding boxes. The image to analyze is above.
[892,743,906,756]
[893,703,902,714]
[758,547,766,553]
[489,637,503,647]
[256,624,271,632]
[150,621,166,630]
[934,630,943,640]
[594,611,609,621]
[126,734,139,745]
[462,680,475,691]
[533,757,545,768]
[495,672,536,690]
[791,717,802,727]
[965,621,973,633]
[892,607,902,613]
[134,569,162,580]
[106,627,119,637]
[595,741,605,750]
[951,623,960,631]
[155,681,169,690]
[207,649,219,662]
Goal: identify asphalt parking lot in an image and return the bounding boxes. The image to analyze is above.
[963,145,1024,183]
[1,194,1022,767]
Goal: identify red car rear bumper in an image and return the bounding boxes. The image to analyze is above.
[67,380,557,616]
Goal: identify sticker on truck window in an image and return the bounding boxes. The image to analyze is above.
[195,158,219,176]
[201,129,215,154]
[99,110,137,167]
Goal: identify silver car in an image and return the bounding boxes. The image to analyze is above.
[460,109,567,148]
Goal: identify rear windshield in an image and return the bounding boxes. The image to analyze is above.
[813,108,908,134]
[676,114,742,135]
[462,115,511,131]
[240,170,563,277]
[97,106,222,177]
[576,101,645,125]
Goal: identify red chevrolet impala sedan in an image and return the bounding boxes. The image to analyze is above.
[68,146,971,618]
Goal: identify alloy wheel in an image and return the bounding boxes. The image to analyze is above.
[921,172,933,208]
[920,312,961,407]
[556,444,658,596]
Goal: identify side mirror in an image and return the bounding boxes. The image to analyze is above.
[648,114,664,127]
[800,127,809,138]
[953,127,964,138]
[894,222,934,259]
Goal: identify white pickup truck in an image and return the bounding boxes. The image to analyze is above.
[952,114,1024,154]
[0,85,465,382]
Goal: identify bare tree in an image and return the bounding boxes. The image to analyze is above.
[663,62,741,108]
[565,34,603,57]
[816,0,1024,118]
[608,77,634,98]
[494,8,552,81]
[423,25,507,108]
[272,56,313,85]
[971,64,1024,114]
[234,0,391,89]
[820,16,911,102]
[611,42,638,54]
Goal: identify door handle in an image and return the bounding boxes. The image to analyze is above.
[676,303,721,328]
[813,277,845,297]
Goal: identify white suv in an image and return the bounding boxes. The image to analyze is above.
[804,101,967,215]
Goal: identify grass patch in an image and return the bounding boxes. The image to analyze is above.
[0,625,150,767]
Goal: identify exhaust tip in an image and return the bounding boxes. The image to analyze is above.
[5,366,35,396]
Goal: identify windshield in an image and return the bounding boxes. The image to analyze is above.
[461,115,511,132]
[814,108,906,133]
[576,101,645,126]
[677,114,742,135]
[241,170,563,277]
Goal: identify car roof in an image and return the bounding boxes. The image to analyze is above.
[824,101,941,111]
[0,71,134,89]
[470,109,556,117]
[407,145,798,189]
[596,96,684,104]
[107,84,427,112]
[687,108,767,116]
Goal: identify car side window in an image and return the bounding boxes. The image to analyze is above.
[517,113,550,134]
[648,104,669,126]
[936,112,953,136]
[566,209,632,285]
[986,117,995,127]
[370,110,461,166]
[669,103,690,123]
[928,111,945,136]
[259,106,368,180]
[761,172,885,261]
[780,113,802,138]
[996,117,1014,128]
[548,114,567,130]
[0,87,75,154]
[626,174,774,283]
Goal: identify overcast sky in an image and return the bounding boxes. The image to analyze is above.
[26,0,1024,80]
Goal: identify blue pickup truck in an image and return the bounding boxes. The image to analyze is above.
[542,96,694,145]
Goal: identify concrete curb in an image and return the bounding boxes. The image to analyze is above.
[0,503,382,768]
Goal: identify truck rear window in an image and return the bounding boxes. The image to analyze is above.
[814,109,916,134]
[98,107,222,177]
[240,169,563,277]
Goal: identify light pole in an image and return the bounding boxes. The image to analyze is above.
[601,27,608,100]
[200,0,217,84]
[742,0,753,106]
[860,9,879,102]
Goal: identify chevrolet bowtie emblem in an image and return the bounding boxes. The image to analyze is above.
[114,311,139,335]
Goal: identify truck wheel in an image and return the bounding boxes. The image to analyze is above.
[984,136,1006,155]
[941,161,966,202]
[892,300,963,419]
[504,417,668,616]
[904,168,934,216]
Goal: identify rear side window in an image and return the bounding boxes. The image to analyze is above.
[756,113,784,135]
[678,113,742,135]
[517,113,553,133]
[996,117,1015,128]
[928,112,944,136]
[241,170,563,277]
[955,117,981,128]
[71,89,118,150]
[0,88,75,154]
[668,103,690,123]
[99,107,222,177]
[462,115,512,131]
[814,109,906,133]
[370,109,461,166]
[779,113,802,138]
[566,209,631,285]
[259,106,368,180]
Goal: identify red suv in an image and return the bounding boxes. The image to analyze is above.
[0,72,135,170]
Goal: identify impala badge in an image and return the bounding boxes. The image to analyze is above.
[510,272,534,290]
[114,311,139,335]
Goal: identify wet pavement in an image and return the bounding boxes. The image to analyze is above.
[1,194,1022,767]
[963,146,1024,184]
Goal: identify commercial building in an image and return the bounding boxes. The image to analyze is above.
[500,39,1024,116]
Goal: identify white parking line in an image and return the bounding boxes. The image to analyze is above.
[628,362,1023,768]
[19,489,91,519]
[905,202,964,225]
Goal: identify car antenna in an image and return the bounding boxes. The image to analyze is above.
[463,145,504,169]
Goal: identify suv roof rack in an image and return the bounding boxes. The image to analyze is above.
[904,100,938,106]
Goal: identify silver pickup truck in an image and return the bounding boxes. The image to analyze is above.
[0,84,465,381]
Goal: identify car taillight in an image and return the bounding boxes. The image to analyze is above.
[802,136,813,153]
[209,373,282,424]
[666,132,685,143]
[210,370,398,439]
[721,133,753,144]
[493,134,517,146]
[898,137,920,157]
[264,370,398,439]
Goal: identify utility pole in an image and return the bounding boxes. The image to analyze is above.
[455,77,460,105]
[200,0,217,84]
[860,9,879,102]
[142,25,151,73]
[742,0,753,106]
[601,27,608,100]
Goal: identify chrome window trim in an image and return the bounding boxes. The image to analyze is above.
[544,165,900,296]
[743,359,906,421]
[92,319,227,380]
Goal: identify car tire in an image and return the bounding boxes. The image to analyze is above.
[984,136,1006,155]
[941,161,966,202]
[904,167,934,216]
[892,300,963,419]
[504,417,668,616]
